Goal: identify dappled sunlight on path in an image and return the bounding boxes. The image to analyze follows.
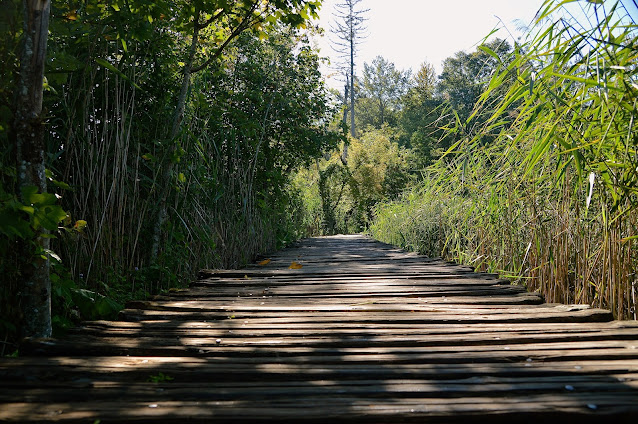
[1,235,638,422]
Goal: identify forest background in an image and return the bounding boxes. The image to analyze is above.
[1,0,637,353]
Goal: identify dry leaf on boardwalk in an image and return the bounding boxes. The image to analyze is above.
[289,261,303,269]
[257,259,271,266]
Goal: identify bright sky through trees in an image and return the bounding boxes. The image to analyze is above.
[315,0,545,88]
[315,0,638,89]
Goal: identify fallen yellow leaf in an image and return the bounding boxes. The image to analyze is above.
[65,10,78,21]
[289,261,303,269]
[258,259,271,266]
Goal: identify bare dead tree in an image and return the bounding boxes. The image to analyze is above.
[330,0,368,145]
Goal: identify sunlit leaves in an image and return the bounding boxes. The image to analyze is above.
[358,56,411,129]
[73,220,87,232]
[63,10,78,21]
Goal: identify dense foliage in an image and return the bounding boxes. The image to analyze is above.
[298,126,412,235]
[301,37,506,237]
[0,0,337,349]
[357,56,411,129]
[370,0,638,319]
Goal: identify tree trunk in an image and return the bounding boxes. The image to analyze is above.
[342,79,349,126]
[148,3,258,262]
[15,0,52,338]
[349,33,355,138]
[341,79,349,164]
[150,9,201,262]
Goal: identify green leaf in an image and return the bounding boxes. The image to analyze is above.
[95,58,143,91]
[0,209,33,238]
[478,45,500,62]
[21,186,57,206]
[36,205,67,231]
[51,180,71,190]
[549,71,622,91]
[19,205,35,215]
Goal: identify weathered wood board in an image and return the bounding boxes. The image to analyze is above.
[1,234,638,423]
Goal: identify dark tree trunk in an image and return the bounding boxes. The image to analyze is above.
[150,8,201,262]
[15,0,52,338]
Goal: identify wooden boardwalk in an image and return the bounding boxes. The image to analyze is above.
[2,234,638,423]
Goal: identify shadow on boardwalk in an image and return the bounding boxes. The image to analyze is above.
[1,235,638,423]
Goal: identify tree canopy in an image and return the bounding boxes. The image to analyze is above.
[357,56,411,129]
[437,38,512,121]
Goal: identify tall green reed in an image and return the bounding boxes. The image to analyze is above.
[371,0,638,319]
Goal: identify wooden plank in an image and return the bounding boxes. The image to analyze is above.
[2,377,638,404]
[22,333,638,351]
[18,338,638,361]
[63,328,638,349]
[123,300,589,314]
[67,321,638,341]
[117,307,614,323]
[180,285,528,296]
[187,284,515,295]
[2,394,638,423]
[192,276,511,287]
[198,267,481,279]
[70,319,638,332]
[150,293,545,305]
[4,357,638,380]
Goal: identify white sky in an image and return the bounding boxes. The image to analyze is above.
[312,0,638,90]
[312,0,545,89]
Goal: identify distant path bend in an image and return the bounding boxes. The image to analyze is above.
[2,234,638,423]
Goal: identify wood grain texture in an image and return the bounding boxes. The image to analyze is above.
[2,234,638,423]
